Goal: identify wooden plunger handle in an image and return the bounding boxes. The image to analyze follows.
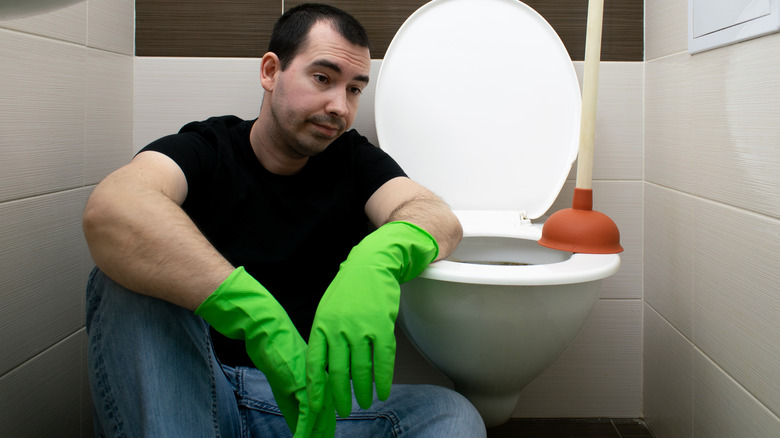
[575,0,604,190]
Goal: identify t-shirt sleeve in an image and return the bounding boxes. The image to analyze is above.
[348,131,408,205]
[137,125,220,197]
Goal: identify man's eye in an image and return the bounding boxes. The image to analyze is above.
[350,87,363,95]
[314,74,328,84]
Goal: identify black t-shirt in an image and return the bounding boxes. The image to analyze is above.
[140,116,407,366]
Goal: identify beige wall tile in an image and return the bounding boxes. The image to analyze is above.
[645,0,688,60]
[0,29,86,202]
[512,299,643,417]
[691,34,780,219]
[694,350,780,437]
[134,58,381,152]
[80,328,93,436]
[572,62,644,181]
[0,330,84,436]
[645,53,696,193]
[0,0,87,45]
[644,183,694,338]
[644,304,694,438]
[352,60,383,147]
[693,199,780,414]
[0,0,131,436]
[87,0,134,55]
[133,57,263,152]
[594,181,643,299]
[645,16,780,437]
[86,48,134,184]
[0,189,90,374]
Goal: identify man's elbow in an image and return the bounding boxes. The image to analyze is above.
[82,185,116,258]
[436,208,463,260]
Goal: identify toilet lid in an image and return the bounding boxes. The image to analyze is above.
[375,0,581,219]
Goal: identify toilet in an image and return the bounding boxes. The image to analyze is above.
[374,0,621,427]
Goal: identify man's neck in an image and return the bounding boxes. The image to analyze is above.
[249,117,308,176]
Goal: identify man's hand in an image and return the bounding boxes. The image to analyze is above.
[305,222,439,417]
[196,267,336,436]
[293,377,336,438]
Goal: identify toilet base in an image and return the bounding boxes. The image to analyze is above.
[398,276,605,429]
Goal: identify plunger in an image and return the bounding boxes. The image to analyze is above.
[538,0,623,254]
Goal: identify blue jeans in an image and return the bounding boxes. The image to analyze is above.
[85,268,486,437]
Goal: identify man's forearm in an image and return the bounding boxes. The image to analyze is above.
[83,168,233,310]
[386,194,462,261]
[365,177,463,261]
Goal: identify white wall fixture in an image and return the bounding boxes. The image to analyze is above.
[0,0,83,19]
[688,0,780,53]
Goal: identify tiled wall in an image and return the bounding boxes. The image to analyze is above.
[644,0,780,436]
[0,0,134,436]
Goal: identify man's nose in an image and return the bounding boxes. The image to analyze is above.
[325,89,349,117]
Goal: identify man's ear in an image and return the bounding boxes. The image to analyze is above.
[260,52,281,92]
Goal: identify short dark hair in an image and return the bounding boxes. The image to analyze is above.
[268,3,370,70]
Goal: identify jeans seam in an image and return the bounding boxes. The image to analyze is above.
[235,367,285,417]
[205,324,222,437]
[337,410,402,437]
[237,367,260,438]
[87,270,126,438]
[238,398,285,416]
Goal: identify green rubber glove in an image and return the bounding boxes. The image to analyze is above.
[293,385,336,438]
[195,267,336,436]
[292,379,336,438]
[306,221,439,418]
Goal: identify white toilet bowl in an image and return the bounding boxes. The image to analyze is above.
[398,210,619,426]
[374,0,622,427]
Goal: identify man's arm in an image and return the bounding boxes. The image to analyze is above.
[307,176,461,416]
[85,151,328,433]
[82,150,234,310]
[365,176,462,260]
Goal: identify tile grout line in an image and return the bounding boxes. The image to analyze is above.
[610,419,623,438]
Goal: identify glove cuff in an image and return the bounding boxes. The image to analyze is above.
[350,221,439,283]
[194,266,252,325]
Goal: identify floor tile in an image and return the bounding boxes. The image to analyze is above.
[612,419,655,437]
[487,418,620,438]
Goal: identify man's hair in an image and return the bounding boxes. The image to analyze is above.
[268,3,370,70]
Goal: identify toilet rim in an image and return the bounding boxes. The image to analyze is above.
[420,210,621,285]
[421,250,620,286]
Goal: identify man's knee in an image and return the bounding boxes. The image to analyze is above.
[394,384,486,437]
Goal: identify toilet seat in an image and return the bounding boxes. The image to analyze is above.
[421,210,620,285]
[426,254,621,286]
[375,0,581,219]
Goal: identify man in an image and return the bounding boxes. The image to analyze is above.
[83,3,486,437]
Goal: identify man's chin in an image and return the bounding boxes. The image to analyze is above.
[294,138,334,157]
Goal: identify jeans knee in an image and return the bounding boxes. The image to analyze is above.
[406,385,486,437]
[440,387,486,436]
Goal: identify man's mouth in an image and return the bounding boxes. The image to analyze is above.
[309,116,345,137]
[312,122,340,136]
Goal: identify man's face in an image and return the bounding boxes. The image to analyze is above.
[268,21,371,158]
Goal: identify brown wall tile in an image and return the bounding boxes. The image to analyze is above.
[136,0,643,61]
[285,0,430,59]
[135,0,280,57]
[526,0,643,61]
